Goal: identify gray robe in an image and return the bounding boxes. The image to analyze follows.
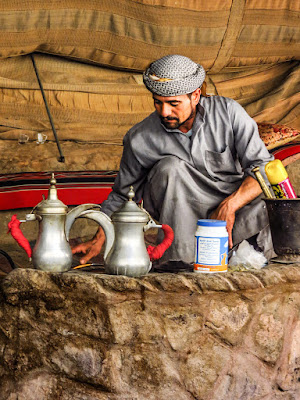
[101,96,274,262]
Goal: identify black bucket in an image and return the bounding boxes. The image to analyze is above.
[264,198,300,256]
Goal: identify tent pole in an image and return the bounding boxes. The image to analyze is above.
[30,54,65,163]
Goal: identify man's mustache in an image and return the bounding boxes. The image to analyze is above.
[160,116,179,122]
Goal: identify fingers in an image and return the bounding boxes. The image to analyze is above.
[226,219,234,249]
[80,252,94,265]
[71,240,96,264]
[80,248,99,264]
[228,231,233,249]
[71,227,106,265]
[79,237,105,264]
[210,205,235,249]
[80,242,102,264]
[72,244,88,255]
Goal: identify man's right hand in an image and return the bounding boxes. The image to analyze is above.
[72,227,106,265]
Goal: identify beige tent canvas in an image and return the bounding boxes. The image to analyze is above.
[0,0,299,174]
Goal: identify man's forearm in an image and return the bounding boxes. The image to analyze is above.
[225,175,262,213]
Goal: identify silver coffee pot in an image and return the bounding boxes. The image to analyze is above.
[24,174,169,276]
[73,186,165,277]
[25,173,100,272]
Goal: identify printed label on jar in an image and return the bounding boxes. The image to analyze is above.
[194,236,228,273]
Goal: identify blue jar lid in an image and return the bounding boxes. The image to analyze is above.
[197,219,226,227]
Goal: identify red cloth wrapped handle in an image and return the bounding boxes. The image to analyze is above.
[7,215,32,259]
[147,224,174,261]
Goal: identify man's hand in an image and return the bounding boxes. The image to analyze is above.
[210,200,236,249]
[210,176,262,249]
[72,227,105,264]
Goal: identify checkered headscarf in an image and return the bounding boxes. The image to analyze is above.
[143,55,206,96]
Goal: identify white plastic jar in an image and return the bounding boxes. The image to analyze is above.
[194,219,228,273]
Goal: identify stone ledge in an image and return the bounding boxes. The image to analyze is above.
[1,264,300,400]
[2,263,300,300]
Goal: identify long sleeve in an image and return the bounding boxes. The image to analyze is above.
[100,133,149,216]
[229,100,274,182]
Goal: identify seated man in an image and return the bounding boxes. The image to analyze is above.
[73,54,274,264]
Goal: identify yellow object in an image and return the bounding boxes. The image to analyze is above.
[72,264,92,269]
[265,159,297,199]
[265,159,288,185]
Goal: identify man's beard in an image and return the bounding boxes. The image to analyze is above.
[160,108,195,130]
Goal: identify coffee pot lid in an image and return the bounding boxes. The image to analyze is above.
[35,173,68,214]
[111,186,149,223]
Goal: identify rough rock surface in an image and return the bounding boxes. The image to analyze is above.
[1,265,300,400]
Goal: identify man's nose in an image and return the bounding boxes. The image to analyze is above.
[160,103,172,117]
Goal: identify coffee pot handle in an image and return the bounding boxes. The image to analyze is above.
[7,214,32,259]
[144,221,174,261]
[74,210,115,261]
[65,204,101,240]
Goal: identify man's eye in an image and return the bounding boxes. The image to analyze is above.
[170,102,179,107]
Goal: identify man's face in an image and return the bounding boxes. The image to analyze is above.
[153,89,201,133]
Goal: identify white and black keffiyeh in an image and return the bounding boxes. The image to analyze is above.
[143,55,206,96]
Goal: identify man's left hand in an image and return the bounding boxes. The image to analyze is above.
[210,200,236,248]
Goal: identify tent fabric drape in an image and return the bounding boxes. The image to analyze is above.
[0,0,298,72]
[0,54,299,174]
[0,54,298,135]
[0,0,299,173]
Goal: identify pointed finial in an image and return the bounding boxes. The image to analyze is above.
[48,173,58,200]
[50,172,56,186]
[128,186,135,201]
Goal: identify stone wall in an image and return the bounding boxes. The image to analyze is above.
[0,265,300,400]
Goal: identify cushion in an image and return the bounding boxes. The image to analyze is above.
[258,123,300,150]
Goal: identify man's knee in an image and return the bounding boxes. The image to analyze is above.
[148,156,183,182]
